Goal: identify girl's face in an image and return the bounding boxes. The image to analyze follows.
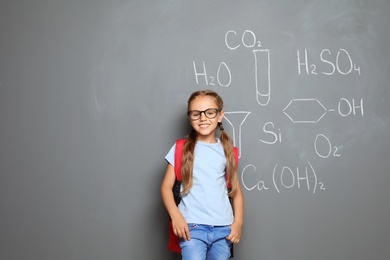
[188,95,224,143]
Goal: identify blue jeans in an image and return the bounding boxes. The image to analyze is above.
[180,224,232,260]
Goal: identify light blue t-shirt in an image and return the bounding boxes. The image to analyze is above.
[165,139,234,226]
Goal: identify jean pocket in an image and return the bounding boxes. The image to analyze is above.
[219,225,232,237]
[187,223,198,231]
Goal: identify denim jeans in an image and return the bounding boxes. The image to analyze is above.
[180,224,232,260]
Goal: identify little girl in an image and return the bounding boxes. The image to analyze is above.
[161,90,244,260]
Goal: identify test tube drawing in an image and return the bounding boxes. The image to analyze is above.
[253,49,271,106]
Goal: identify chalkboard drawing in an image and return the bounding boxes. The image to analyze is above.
[314,134,342,159]
[283,98,328,123]
[192,61,232,87]
[272,162,325,194]
[224,111,251,158]
[297,48,361,76]
[338,98,364,117]
[253,49,271,106]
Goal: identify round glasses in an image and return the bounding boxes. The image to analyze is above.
[187,108,220,121]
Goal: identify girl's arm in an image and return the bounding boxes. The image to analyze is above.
[161,163,190,241]
[227,183,244,244]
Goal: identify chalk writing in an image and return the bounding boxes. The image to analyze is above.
[191,29,365,194]
[241,162,325,194]
[297,48,361,76]
[339,98,364,116]
[272,162,325,194]
[193,61,232,87]
[314,134,342,158]
[241,164,269,191]
[225,30,263,50]
[259,122,282,145]
[283,98,364,123]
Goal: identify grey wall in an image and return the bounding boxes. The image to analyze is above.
[1,1,390,259]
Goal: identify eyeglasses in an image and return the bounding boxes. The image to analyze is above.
[187,108,220,121]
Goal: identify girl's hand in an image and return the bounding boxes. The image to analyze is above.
[226,221,242,244]
[172,215,190,241]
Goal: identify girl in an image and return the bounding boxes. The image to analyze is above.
[161,90,244,260]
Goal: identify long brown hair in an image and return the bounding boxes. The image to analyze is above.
[180,90,238,196]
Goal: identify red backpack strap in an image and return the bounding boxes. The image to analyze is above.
[168,139,186,253]
[174,139,186,181]
[226,146,239,188]
[233,146,239,167]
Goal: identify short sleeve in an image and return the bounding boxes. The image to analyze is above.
[164,143,176,166]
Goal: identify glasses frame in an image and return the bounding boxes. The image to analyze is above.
[187,108,221,121]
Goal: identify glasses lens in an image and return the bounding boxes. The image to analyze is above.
[188,110,200,120]
[205,109,217,118]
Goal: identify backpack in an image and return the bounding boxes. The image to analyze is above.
[167,139,239,253]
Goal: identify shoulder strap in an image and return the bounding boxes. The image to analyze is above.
[233,146,239,166]
[174,139,186,181]
[226,146,239,188]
